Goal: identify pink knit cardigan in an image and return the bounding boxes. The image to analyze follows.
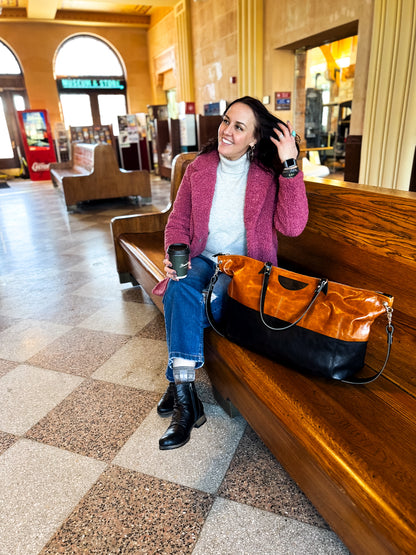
[153,150,308,295]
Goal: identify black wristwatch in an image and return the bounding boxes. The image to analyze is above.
[282,167,300,178]
[283,158,297,168]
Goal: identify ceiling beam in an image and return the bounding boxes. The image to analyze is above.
[84,0,178,5]
[0,7,151,27]
[55,9,151,26]
[27,0,60,19]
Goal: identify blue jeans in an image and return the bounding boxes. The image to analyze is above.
[163,255,231,382]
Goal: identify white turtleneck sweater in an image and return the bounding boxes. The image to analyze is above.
[202,153,249,261]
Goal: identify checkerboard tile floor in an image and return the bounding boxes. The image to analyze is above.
[0,178,349,554]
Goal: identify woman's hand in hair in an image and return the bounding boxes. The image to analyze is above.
[270,121,298,162]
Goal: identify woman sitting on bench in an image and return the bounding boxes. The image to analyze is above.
[153,96,309,450]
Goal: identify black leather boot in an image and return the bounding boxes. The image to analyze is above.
[159,382,206,450]
[157,382,175,417]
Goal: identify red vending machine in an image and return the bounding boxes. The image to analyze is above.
[17,109,56,181]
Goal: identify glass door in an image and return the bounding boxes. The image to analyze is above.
[0,92,28,170]
[0,97,14,161]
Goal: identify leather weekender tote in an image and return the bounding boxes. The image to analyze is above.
[205,255,394,384]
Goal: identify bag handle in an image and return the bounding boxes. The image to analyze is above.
[259,262,395,384]
[259,262,328,331]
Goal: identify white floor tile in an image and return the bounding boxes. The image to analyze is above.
[193,497,349,555]
[0,319,71,361]
[0,364,83,435]
[113,404,247,494]
[77,300,159,335]
[72,275,129,299]
[92,336,168,391]
[0,439,106,555]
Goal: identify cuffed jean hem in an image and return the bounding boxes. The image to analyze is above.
[168,353,204,370]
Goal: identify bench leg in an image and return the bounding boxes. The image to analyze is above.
[212,386,240,418]
[118,272,139,286]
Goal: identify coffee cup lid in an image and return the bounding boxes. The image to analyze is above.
[168,243,189,252]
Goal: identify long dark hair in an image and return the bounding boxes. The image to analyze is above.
[200,96,300,181]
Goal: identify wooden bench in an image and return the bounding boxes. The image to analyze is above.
[110,152,416,555]
[50,142,152,210]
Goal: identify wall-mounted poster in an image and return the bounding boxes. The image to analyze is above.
[118,115,139,148]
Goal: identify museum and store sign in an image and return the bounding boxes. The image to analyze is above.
[57,78,126,92]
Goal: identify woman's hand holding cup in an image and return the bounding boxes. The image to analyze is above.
[165,243,191,281]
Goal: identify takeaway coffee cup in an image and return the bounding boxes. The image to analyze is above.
[167,243,190,279]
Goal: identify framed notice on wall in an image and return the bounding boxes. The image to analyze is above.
[275,92,291,111]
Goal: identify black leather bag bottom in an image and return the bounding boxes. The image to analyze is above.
[223,296,367,381]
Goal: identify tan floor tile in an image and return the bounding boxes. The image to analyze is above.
[114,404,246,493]
[92,336,168,392]
[193,497,349,555]
[136,311,167,340]
[40,465,213,555]
[0,430,17,455]
[26,379,159,462]
[218,426,328,528]
[28,295,108,326]
[0,439,106,555]
[0,319,71,362]
[77,299,159,335]
[120,284,154,304]
[0,364,83,435]
[0,358,18,377]
[28,328,131,377]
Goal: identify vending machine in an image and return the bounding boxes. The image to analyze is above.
[17,109,56,181]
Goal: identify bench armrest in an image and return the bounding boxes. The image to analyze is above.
[111,208,171,237]
[111,208,171,278]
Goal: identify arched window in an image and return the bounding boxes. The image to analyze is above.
[0,41,28,169]
[55,35,127,134]
[0,41,22,74]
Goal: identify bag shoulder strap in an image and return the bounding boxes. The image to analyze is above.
[341,317,394,385]
[205,265,226,337]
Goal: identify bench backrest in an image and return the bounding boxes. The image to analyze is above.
[72,143,97,172]
[278,177,416,395]
[169,151,198,206]
[72,142,120,177]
